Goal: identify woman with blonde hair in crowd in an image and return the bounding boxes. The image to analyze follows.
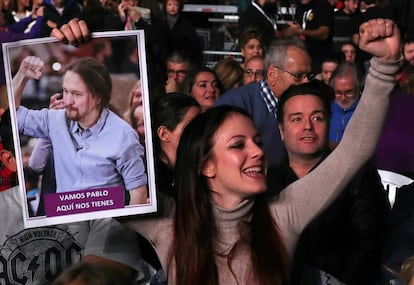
[213,57,244,92]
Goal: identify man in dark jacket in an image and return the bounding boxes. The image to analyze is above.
[267,80,390,285]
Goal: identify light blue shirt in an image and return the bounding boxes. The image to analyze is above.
[17,107,147,193]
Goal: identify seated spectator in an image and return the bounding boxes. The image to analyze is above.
[315,53,341,85]
[329,61,362,145]
[164,51,194,95]
[268,80,389,285]
[340,41,366,77]
[183,67,221,112]
[213,58,243,92]
[116,0,143,30]
[242,55,264,85]
[341,41,357,63]
[151,93,200,198]
[238,27,264,69]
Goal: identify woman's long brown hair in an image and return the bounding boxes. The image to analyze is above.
[170,106,288,285]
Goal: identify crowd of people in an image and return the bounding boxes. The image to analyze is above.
[1,0,414,284]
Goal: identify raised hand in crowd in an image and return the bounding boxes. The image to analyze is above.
[359,18,401,61]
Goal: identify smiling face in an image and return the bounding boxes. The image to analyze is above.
[279,95,328,161]
[191,71,220,112]
[202,113,267,208]
[63,71,102,129]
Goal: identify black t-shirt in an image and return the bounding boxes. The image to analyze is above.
[295,0,335,72]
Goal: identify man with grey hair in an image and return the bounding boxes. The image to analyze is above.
[329,61,362,145]
[214,37,315,167]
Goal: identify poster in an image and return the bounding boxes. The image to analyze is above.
[2,30,157,228]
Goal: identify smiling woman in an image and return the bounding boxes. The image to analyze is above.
[183,67,222,112]
[172,106,288,284]
[124,18,403,285]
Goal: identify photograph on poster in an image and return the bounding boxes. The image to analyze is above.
[2,30,157,228]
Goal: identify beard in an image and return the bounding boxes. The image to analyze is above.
[65,108,81,122]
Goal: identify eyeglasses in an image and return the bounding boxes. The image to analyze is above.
[167,69,188,77]
[272,65,316,82]
[334,88,355,97]
[244,69,264,78]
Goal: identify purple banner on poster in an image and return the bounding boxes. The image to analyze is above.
[44,186,125,217]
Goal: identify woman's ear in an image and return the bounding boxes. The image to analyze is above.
[201,158,216,178]
[157,126,171,143]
